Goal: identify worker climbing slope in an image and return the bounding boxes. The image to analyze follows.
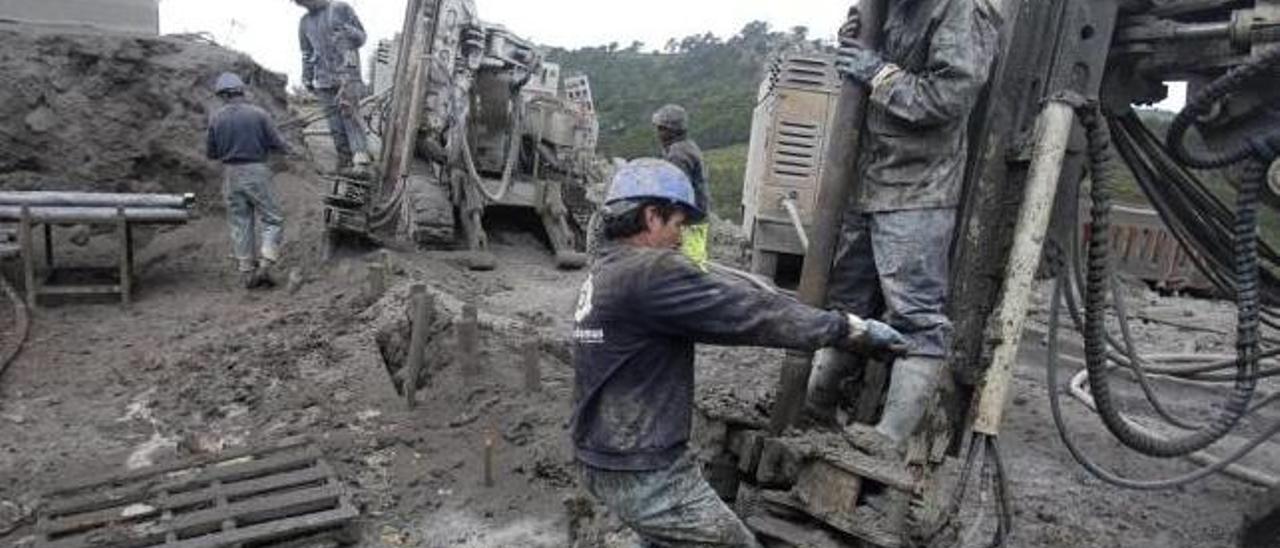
[572,159,908,546]
[806,0,1000,451]
[294,0,371,174]
[206,72,292,289]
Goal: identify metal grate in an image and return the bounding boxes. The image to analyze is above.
[36,437,357,548]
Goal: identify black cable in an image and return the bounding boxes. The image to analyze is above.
[1048,274,1280,489]
[1083,97,1265,457]
[1165,46,1280,170]
[0,274,29,378]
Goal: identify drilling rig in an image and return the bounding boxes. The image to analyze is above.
[329,0,601,270]
[705,1,1280,547]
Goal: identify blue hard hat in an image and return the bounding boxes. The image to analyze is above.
[606,158,705,222]
[214,72,246,94]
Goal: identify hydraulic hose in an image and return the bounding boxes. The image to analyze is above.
[460,89,525,203]
[0,274,29,378]
[1083,100,1265,458]
[1165,46,1280,170]
[1049,275,1280,490]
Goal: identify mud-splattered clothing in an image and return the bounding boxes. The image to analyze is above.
[855,0,999,213]
[221,163,285,269]
[828,208,955,358]
[571,244,847,472]
[580,453,763,548]
[663,138,710,216]
[206,101,288,165]
[298,1,366,90]
[207,99,288,269]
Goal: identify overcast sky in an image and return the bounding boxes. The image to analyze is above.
[158,0,1184,108]
[159,0,851,87]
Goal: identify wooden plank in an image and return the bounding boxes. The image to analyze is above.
[44,443,318,516]
[775,482,903,548]
[745,514,854,548]
[165,483,343,534]
[45,484,345,548]
[45,437,313,499]
[794,460,862,527]
[42,465,331,535]
[169,506,357,548]
[782,433,917,493]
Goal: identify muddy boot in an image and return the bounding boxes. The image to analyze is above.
[253,259,278,289]
[803,348,858,429]
[237,259,259,290]
[876,356,943,447]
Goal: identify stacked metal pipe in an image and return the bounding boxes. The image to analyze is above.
[0,191,195,223]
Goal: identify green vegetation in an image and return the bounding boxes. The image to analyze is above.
[549,22,822,159]
[704,143,750,222]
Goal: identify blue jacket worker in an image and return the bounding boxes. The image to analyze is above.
[206,72,290,289]
[572,158,909,546]
[294,0,371,172]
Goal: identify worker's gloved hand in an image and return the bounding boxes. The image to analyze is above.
[844,314,910,357]
[839,7,862,43]
[836,43,886,85]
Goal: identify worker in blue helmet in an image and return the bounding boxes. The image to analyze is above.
[206,72,291,289]
[571,158,908,546]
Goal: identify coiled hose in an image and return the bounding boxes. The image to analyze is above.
[1082,60,1272,457]
[460,90,525,203]
[1165,46,1280,170]
[0,274,29,378]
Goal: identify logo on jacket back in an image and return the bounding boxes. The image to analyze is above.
[574,274,604,344]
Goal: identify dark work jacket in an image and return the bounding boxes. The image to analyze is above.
[571,243,848,471]
[663,138,711,216]
[856,0,1000,212]
[298,1,366,90]
[206,100,288,165]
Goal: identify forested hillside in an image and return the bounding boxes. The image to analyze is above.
[549,22,823,159]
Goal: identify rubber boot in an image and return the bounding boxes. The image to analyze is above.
[804,348,858,428]
[237,259,259,290]
[253,258,277,289]
[875,356,943,445]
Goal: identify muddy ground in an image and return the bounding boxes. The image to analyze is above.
[1,21,1279,548]
[1,152,1276,547]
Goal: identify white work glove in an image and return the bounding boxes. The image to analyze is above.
[844,314,910,358]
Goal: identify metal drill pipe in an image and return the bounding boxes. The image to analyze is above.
[0,191,193,209]
[0,206,190,223]
[973,99,1077,435]
[770,0,887,435]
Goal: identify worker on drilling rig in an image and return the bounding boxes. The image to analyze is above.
[206,72,291,289]
[652,104,712,271]
[804,0,1000,454]
[572,158,908,547]
[293,0,371,174]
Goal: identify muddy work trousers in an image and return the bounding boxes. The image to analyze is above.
[315,82,369,166]
[581,454,762,548]
[826,208,956,358]
[222,163,284,272]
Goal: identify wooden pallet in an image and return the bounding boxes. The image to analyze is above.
[35,437,358,548]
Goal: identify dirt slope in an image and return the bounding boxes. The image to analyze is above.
[0,22,290,199]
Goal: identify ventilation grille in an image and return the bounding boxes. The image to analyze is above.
[771,120,821,180]
[778,56,835,91]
